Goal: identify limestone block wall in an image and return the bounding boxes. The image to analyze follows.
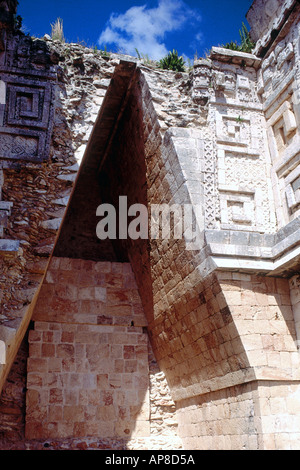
[109,58,300,449]
[218,272,300,450]
[157,268,300,450]
[176,382,260,450]
[24,257,182,449]
[0,29,199,394]
[219,273,299,378]
[177,380,300,450]
[134,70,262,449]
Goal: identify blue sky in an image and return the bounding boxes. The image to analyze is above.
[18,0,254,61]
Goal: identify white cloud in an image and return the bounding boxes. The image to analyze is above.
[98,0,201,61]
[188,31,204,57]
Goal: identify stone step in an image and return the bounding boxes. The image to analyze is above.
[0,201,13,215]
[0,239,20,255]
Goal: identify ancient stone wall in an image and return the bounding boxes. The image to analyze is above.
[1,257,182,449]
[0,32,121,392]
[26,258,157,441]
[249,2,300,230]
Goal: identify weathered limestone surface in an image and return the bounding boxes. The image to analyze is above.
[247,0,299,56]
[23,257,181,448]
[0,0,300,451]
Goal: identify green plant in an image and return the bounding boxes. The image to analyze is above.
[14,14,23,30]
[239,22,255,53]
[186,57,193,71]
[64,47,71,57]
[135,48,157,66]
[159,49,186,72]
[51,17,65,42]
[135,48,142,60]
[222,22,255,54]
[223,40,240,51]
[99,45,110,58]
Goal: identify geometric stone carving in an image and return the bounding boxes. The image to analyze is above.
[236,74,254,102]
[285,167,300,213]
[0,76,54,163]
[269,100,297,155]
[216,114,250,147]
[202,130,217,229]
[6,81,52,128]
[193,59,211,104]
[266,88,300,222]
[237,75,250,89]
[0,128,45,162]
[223,71,236,97]
[214,69,236,98]
[0,31,56,165]
[216,116,273,232]
[219,187,256,230]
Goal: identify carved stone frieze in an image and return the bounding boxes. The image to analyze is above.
[0,31,56,166]
[192,59,212,105]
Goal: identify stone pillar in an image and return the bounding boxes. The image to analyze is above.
[290,275,300,350]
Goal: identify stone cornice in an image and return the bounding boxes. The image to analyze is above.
[203,216,300,278]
